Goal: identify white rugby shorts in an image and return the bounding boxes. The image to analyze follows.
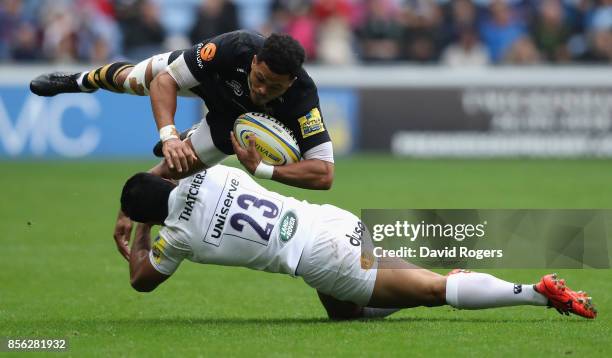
[296,205,378,306]
[189,119,229,167]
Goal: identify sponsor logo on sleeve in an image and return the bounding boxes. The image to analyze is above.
[200,43,217,61]
[279,211,298,243]
[298,108,325,138]
[196,42,217,68]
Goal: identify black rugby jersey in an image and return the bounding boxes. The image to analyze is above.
[176,30,330,155]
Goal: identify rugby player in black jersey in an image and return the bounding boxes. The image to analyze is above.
[30,30,334,190]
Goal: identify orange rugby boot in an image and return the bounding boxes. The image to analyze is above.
[535,273,597,319]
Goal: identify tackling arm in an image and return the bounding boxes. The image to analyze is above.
[149,71,198,173]
[129,223,170,292]
[112,159,196,264]
[149,71,179,131]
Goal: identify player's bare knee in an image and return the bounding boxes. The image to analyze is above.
[145,60,154,89]
[123,58,152,95]
[424,276,447,306]
[115,67,132,86]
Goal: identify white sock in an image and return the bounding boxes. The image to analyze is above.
[445,272,548,309]
[362,307,400,319]
[77,71,91,91]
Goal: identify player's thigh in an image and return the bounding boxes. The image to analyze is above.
[297,206,377,307]
[368,258,446,308]
[188,119,230,167]
[121,51,196,97]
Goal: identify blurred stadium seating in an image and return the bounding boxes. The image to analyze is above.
[1,0,612,64]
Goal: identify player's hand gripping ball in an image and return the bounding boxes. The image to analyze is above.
[233,112,301,165]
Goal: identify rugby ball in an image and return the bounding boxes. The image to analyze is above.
[233,112,301,165]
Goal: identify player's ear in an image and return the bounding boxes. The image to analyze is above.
[252,55,258,66]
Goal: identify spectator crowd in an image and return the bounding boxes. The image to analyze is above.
[1,0,611,65]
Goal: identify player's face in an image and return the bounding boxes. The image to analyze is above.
[249,55,295,106]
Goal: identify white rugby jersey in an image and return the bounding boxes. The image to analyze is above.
[151,165,319,276]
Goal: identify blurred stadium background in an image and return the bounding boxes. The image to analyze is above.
[2,1,612,356]
[2,0,612,65]
[1,0,612,159]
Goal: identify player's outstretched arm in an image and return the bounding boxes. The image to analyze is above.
[113,209,133,261]
[147,142,206,181]
[230,132,334,190]
[129,223,170,292]
[150,71,198,174]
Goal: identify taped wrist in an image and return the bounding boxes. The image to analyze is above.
[254,161,274,179]
[159,125,179,142]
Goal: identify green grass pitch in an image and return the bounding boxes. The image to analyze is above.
[1,156,611,356]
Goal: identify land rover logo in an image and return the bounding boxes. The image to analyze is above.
[279,211,298,242]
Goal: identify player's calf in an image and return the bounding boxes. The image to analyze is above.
[72,55,158,96]
[369,260,447,309]
[82,62,135,93]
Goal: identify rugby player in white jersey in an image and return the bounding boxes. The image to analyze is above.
[115,165,597,320]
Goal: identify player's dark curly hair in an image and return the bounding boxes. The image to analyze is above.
[257,33,305,78]
[120,173,175,223]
